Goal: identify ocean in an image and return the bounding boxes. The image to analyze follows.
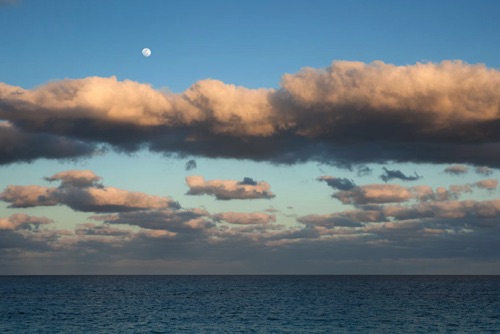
[1,275,499,333]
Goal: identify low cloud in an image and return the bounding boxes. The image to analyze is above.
[298,210,383,228]
[444,165,469,175]
[379,167,421,183]
[0,170,179,212]
[213,212,276,225]
[2,60,500,166]
[317,176,356,191]
[333,184,414,205]
[0,214,53,231]
[475,166,494,176]
[185,175,275,200]
[474,179,498,190]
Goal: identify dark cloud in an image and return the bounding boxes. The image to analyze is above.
[380,167,421,183]
[317,176,356,191]
[2,60,500,166]
[356,165,373,177]
[475,166,493,176]
[238,177,258,186]
[185,159,197,171]
[0,123,97,165]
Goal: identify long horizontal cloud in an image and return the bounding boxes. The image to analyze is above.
[327,179,497,205]
[0,170,179,212]
[186,176,275,200]
[2,60,500,166]
[213,212,276,225]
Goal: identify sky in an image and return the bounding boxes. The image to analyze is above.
[1,0,500,274]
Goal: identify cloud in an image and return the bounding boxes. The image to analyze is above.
[333,184,414,205]
[45,170,102,187]
[2,60,500,166]
[98,208,213,234]
[444,165,469,175]
[474,179,498,190]
[0,122,96,165]
[0,170,179,212]
[0,185,58,208]
[475,166,493,176]
[185,159,197,171]
[356,165,373,177]
[185,175,275,200]
[0,214,53,231]
[298,210,384,228]
[213,212,276,225]
[379,167,421,183]
[317,176,356,191]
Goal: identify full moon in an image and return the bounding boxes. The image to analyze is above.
[142,48,151,57]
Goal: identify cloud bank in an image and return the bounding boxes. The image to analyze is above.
[1,168,500,274]
[2,60,500,166]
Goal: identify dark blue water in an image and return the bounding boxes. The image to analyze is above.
[0,276,499,333]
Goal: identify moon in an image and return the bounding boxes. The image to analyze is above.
[142,48,151,57]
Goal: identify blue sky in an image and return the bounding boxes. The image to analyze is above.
[1,0,500,274]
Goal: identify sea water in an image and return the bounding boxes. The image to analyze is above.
[1,275,499,333]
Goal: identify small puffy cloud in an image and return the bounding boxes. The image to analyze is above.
[0,185,57,208]
[475,166,493,176]
[45,170,102,188]
[185,159,197,171]
[334,184,413,205]
[379,167,421,183]
[0,214,53,231]
[474,179,498,190]
[317,176,356,191]
[444,165,469,175]
[185,175,275,200]
[213,212,276,225]
[356,166,373,177]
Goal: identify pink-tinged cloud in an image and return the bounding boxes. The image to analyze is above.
[474,179,498,190]
[0,185,57,208]
[444,165,469,175]
[213,212,276,225]
[0,214,53,230]
[186,175,275,200]
[2,60,500,166]
[0,170,179,212]
[334,184,413,205]
[45,170,102,187]
[98,208,212,232]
